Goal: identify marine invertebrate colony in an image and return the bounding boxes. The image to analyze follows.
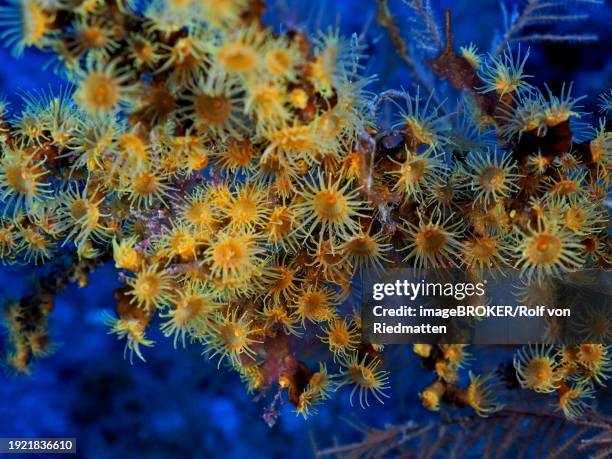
[0,0,609,432]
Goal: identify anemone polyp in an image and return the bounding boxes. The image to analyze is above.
[155,32,208,84]
[261,122,326,166]
[542,82,586,127]
[514,344,561,393]
[338,353,390,408]
[496,88,546,139]
[123,166,174,209]
[215,27,262,73]
[401,210,463,269]
[197,0,249,28]
[462,235,509,272]
[204,309,261,368]
[464,149,521,208]
[388,147,445,201]
[69,16,119,58]
[56,184,109,249]
[112,236,141,272]
[222,184,270,229]
[213,137,254,174]
[292,285,336,325]
[181,74,245,139]
[392,87,452,149]
[127,263,176,310]
[462,372,503,417]
[16,224,54,264]
[295,171,368,244]
[514,217,585,281]
[0,147,52,216]
[554,381,595,420]
[478,45,532,98]
[205,230,265,283]
[262,36,302,82]
[265,205,296,247]
[73,57,134,116]
[0,0,55,57]
[179,185,216,229]
[160,282,221,348]
[127,32,160,69]
[318,317,360,360]
[156,221,200,263]
[342,229,392,273]
[104,311,154,364]
[460,43,481,69]
[244,82,289,126]
[264,263,301,302]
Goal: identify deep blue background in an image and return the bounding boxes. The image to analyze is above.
[0,1,610,458]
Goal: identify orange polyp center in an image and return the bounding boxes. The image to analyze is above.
[218,44,257,71]
[268,208,292,236]
[84,73,120,109]
[551,180,579,196]
[136,274,160,299]
[330,326,349,346]
[23,229,46,249]
[560,155,577,169]
[417,227,447,253]
[480,166,505,192]
[119,133,146,158]
[231,196,257,224]
[471,237,497,260]
[494,69,518,95]
[133,38,154,62]
[185,203,212,226]
[70,199,89,220]
[6,165,31,194]
[403,159,426,183]
[578,344,603,366]
[116,246,139,270]
[566,207,584,231]
[545,107,570,127]
[304,293,322,309]
[25,3,51,45]
[176,296,204,323]
[346,236,376,256]
[268,50,290,74]
[170,0,191,8]
[527,233,562,265]
[213,240,245,269]
[227,139,253,166]
[173,40,193,60]
[405,119,434,145]
[525,358,554,387]
[313,189,348,221]
[170,231,195,258]
[349,365,376,388]
[83,27,107,48]
[220,322,246,350]
[274,269,294,291]
[133,173,157,195]
[188,150,209,170]
[195,94,232,125]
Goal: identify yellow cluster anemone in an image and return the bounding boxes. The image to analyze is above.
[0,0,608,425]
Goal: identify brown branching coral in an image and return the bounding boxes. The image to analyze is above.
[314,408,612,459]
[2,253,104,374]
